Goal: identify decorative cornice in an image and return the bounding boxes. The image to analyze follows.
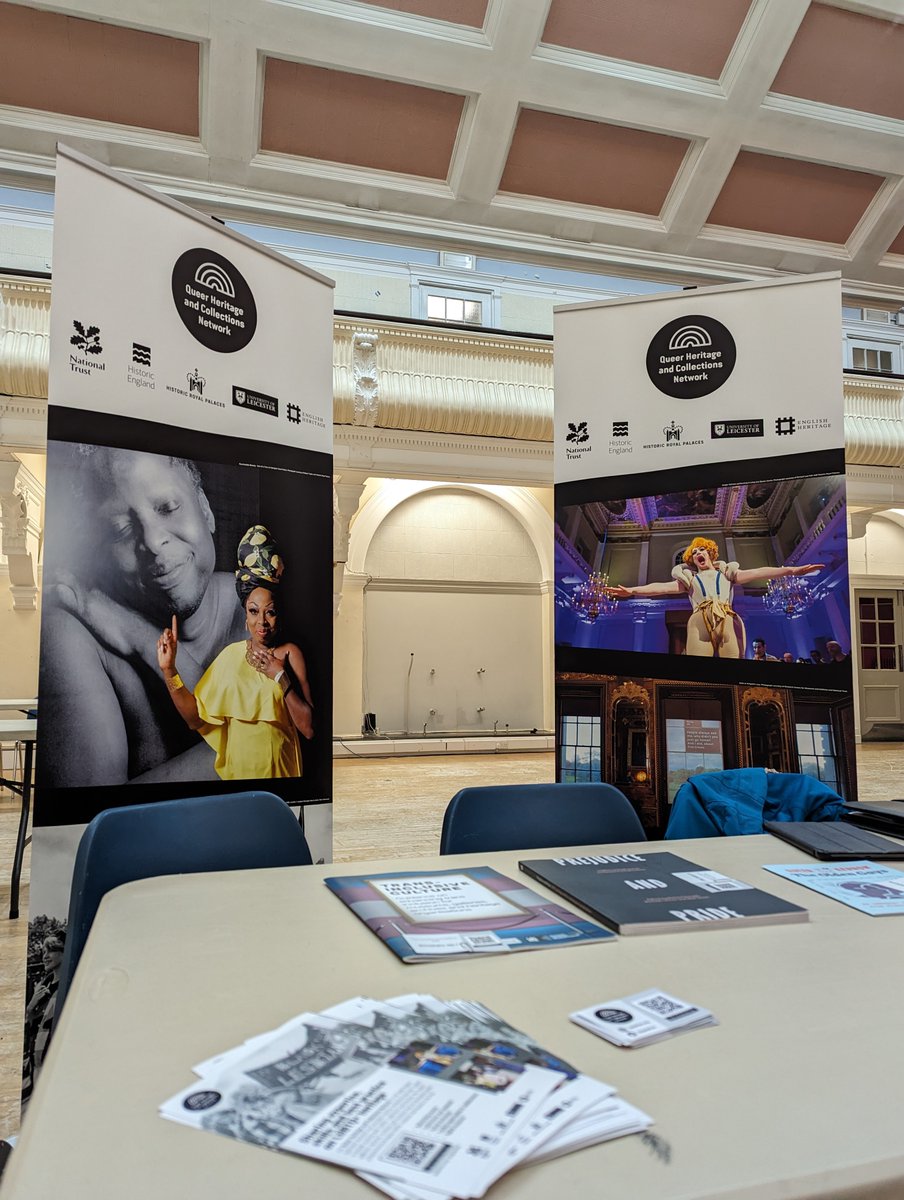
[0,277,50,402]
[6,275,904,472]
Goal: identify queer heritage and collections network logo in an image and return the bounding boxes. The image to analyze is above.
[171,247,257,353]
[645,314,736,400]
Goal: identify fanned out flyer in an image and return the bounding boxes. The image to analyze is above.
[324,866,615,960]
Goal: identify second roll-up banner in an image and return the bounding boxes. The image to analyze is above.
[554,274,855,835]
[24,146,334,1099]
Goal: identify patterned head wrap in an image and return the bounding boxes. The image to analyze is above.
[235,525,284,604]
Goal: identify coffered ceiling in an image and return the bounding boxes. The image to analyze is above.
[2,0,904,294]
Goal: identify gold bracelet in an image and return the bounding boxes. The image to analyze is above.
[167,673,185,693]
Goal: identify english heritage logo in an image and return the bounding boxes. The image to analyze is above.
[232,385,278,418]
[711,419,764,439]
[127,342,155,392]
[286,401,326,430]
[69,320,105,375]
[775,416,796,436]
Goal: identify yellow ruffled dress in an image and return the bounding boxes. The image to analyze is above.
[194,641,302,780]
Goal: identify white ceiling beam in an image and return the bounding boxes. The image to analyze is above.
[665,0,810,244]
[449,0,551,204]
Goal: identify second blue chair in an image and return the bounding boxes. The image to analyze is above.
[55,790,312,1020]
[439,781,646,855]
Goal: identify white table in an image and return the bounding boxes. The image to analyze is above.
[6,836,904,1199]
[0,717,36,919]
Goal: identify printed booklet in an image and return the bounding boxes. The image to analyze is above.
[764,861,904,915]
[324,866,615,960]
[518,851,808,935]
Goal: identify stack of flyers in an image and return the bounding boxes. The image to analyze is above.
[161,993,652,1198]
[571,989,717,1048]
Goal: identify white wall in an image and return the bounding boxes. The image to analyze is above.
[0,582,40,696]
[364,590,544,734]
[848,514,904,577]
[361,488,546,734]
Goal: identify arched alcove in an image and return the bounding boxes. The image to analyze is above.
[350,483,551,737]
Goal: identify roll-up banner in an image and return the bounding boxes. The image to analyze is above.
[24,146,334,1098]
[554,274,855,835]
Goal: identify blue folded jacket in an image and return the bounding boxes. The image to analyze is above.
[665,768,845,839]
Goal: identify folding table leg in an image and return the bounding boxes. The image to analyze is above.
[9,740,33,920]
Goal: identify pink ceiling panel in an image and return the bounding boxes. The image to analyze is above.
[0,3,199,135]
[261,61,464,179]
[541,0,753,79]
[771,4,904,122]
[349,0,487,27]
[707,151,883,244]
[499,108,690,215]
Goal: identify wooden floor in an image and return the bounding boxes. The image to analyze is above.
[1,742,901,1137]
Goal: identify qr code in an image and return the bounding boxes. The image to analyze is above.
[385,1135,444,1171]
[636,993,686,1019]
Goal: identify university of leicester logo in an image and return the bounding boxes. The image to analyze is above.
[566,421,589,444]
[713,423,726,437]
[187,368,206,396]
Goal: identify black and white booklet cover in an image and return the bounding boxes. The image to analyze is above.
[519,851,807,934]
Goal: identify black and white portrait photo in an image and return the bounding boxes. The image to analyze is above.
[37,427,333,812]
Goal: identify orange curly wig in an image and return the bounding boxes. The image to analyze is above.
[682,536,720,569]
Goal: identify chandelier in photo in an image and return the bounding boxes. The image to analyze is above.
[763,575,814,618]
[572,572,619,623]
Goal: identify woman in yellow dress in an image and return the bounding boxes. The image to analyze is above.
[156,525,313,779]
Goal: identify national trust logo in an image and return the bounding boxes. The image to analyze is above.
[171,247,257,353]
[69,320,105,375]
[565,420,591,460]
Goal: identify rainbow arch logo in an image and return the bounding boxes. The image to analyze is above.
[194,261,236,297]
[668,325,713,350]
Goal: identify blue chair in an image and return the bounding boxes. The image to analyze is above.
[55,791,312,1020]
[439,782,646,855]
